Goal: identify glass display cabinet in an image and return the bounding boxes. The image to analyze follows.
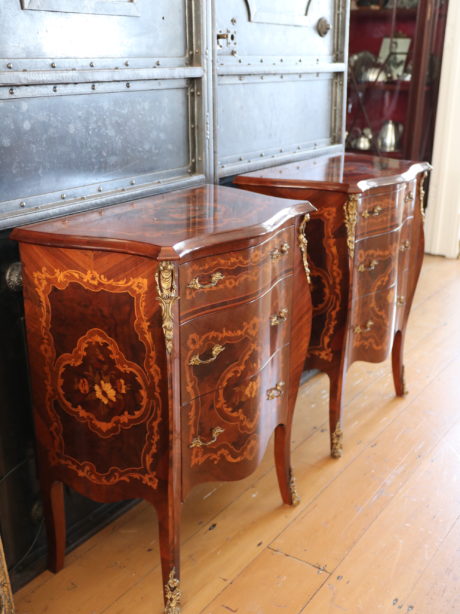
[346,0,448,161]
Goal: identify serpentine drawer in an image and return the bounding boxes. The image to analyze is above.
[355,186,405,239]
[348,284,397,364]
[180,274,292,404]
[181,345,290,492]
[352,226,400,298]
[179,225,294,321]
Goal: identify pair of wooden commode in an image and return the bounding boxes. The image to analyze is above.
[11,152,430,613]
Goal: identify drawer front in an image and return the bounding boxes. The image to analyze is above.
[180,276,292,404]
[352,227,400,298]
[348,285,397,364]
[356,185,405,239]
[179,226,294,321]
[181,346,289,489]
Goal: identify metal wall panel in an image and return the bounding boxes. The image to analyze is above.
[214,0,349,178]
[217,74,335,176]
[1,0,187,60]
[0,0,208,229]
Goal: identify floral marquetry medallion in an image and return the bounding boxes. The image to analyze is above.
[56,329,150,438]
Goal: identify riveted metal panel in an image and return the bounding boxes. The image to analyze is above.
[1,0,187,60]
[214,0,349,179]
[217,0,338,61]
[0,0,209,229]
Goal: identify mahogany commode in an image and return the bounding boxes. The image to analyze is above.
[234,153,431,458]
[11,185,314,613]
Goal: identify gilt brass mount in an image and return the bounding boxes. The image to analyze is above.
[289,469,301,506]
[344,195,358,258]
[164,568,181,614]
[331,424,344,459]
[298,213,312,283]
[156,262,178,355]
[419,172,428,221]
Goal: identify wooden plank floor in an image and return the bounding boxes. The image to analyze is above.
[14,254,460,614]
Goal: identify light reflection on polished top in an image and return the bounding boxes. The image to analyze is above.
[11,185,312,261]
[236,152,431,193]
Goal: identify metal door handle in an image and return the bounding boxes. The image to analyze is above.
[266,381,285,400]
[190,426,225,448]
[188,344,226,366]
[270,242,290,261]
[405,191,415,203]
[362,206,383,218]
[270,308,289,326]
[400,240,411,252]
[353,320,374,334]
[188,272,224,290]
[358,259,379,273]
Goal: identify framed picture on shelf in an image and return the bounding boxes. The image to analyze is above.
[378,36,411,80]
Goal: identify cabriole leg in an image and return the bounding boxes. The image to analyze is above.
[392,329,408,397]
[40,477,66,573]
[157,496,182,614]
[328,364,346,459]
[274,423,300,507]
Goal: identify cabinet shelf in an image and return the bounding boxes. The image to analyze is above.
[346,0,447,161]
[350,8,418,18]
[347,147,404,159]
[351,81,412,92]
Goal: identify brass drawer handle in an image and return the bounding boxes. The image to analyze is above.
[266,381,285,400]
[189,344,226,366]
[190,426,225,449]
[362,205,383,218]
[400,240,411,252]
[405,191,415,203]
[270,308,289,326]
[271,242,290,261]
[188,271,224,290]
[358,259,379,273]
[353,320,374,335]
[397,296,406,306]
